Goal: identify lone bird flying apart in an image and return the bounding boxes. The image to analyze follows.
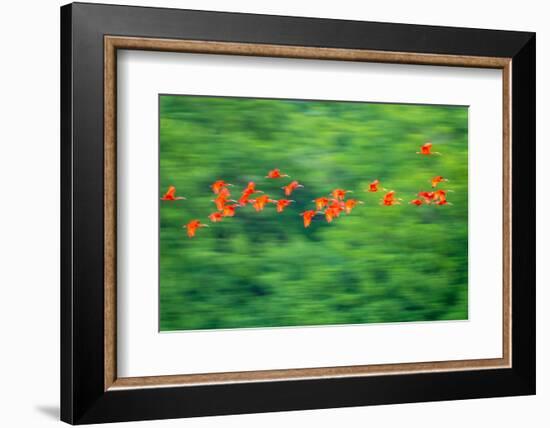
[266,168,290,179]
[275,199,294,213]
[409,198,424,206]
[344,199,364,214]
[208,212,224,222]
[417,142,441,156]
[300,210,318,228]
[431,176,449,188]
[160,186,186,201]
[331,188,353,201]
[185,220,208,238]
[282,180,304,196]
[367,179,382,192]
[211,180,233,194]
[252,195,275,212]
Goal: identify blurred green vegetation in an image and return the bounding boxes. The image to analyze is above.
[159,95,468,331]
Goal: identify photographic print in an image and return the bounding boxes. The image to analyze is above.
[159,94,468,332]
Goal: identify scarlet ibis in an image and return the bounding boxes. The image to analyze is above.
[416,142,441,156]
[275,199,294,213]
[212,193,236,211]
[409,199,424,206]
[208,212,224,222]
[251,195,275,212]
[222,204,239,217]
[243,181,263,194]
[381,191,402,206]
[331,189,353,200]
[282,180,304,196]
[344,199,364,214]
[313,197,330,211]
[160,186,186,201]
[266,168,289,179]
[436,199,453,206]
[418,191,436,204]
[211,180,233,194]
[433,189,453,203]
[431,176,448,188]
[367,180,382,192]
[238,193,252,207]
[300,210,318,228]
[185,220,208,238]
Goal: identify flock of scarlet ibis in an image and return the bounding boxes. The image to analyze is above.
[160,142,454,238]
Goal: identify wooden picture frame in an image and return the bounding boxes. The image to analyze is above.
[61,2,535,424]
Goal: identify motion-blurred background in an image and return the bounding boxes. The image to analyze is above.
[159,95,468,331]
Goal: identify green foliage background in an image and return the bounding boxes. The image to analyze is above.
[159,95,468,331]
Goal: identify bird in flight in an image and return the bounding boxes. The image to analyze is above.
[381,191,402,206]
[313,197,330,211]
[185,220,208,238]
[208,212,224,222]
[275,199,294,213]
[409,198,424,206]
[431,176,449,188]
[300,210,318,228]
[222,204,240,217]
[417,142,441,156]
[213,191,236,211]
[282,180,304,196]
[331,188,353,201]
[344,199,363,214]
[211,180,233,194]
[252,195,275,212]
[367,179,383,192]
[266,168,290,179]
[160,186,186,201]
[418,191,436,204]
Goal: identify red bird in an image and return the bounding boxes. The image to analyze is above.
[409,199,424,206]
[276,199,294,213]
[431,176,448,188]
[212,193,236,211]
[208,212,224,222]
[160,186,186,201]
[324,200,345,221]
[417,142,441,156]
[433,189,453,203]
[185,220,208,238]
[222,204,239,217]
[344,199,363,214]
[300,210,317,228]
[252,195,275,212]
[313,197,330,211]
[266,168,289,179]
[367,180,382,192]
[436,199,452,206]
[238,193,252,207]
[211,180,233,194]
[381,191,402,206]
[331,188,353,200]
[418,191,436,204]
[243,181,263,195]
[282,180,304,196]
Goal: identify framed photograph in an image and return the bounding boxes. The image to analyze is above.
[61,2,535,424]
